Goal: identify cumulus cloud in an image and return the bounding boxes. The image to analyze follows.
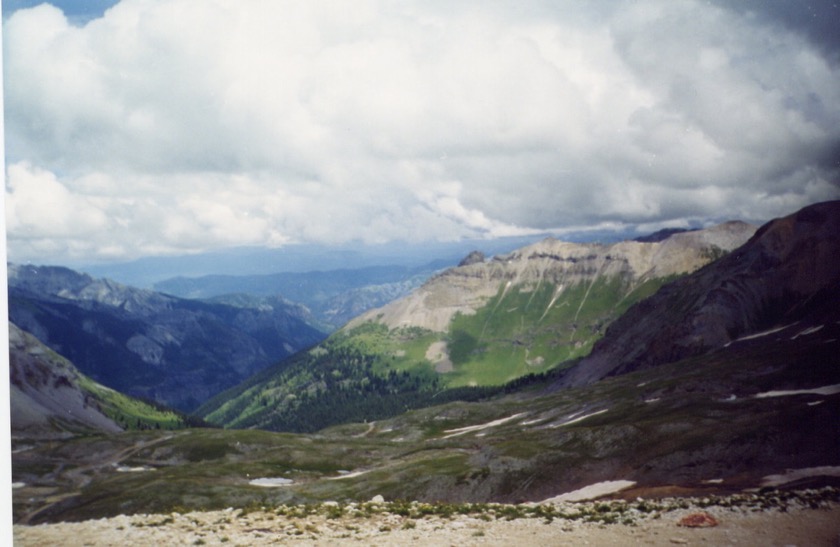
[4,0,840,263]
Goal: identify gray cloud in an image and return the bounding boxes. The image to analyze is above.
[710,0,840,65]
[4,0,840,264]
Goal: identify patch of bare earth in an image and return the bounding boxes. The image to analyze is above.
[425,340,453,373]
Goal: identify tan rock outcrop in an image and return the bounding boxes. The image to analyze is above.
[347,221,756,333]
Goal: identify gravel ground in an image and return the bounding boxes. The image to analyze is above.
[14,498,840,546]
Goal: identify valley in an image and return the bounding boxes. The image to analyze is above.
[9,201,840,543]
[8,266,327,412]
[197,219,756,431]
[12,315,840,523]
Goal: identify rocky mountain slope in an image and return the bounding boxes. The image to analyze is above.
[555,199,840,388]
[347,220,755,333]
[344,222,755,389]
[198,221,755,431]
[8,265,327,411]
[10,322,121,436]
[9,322,190,437]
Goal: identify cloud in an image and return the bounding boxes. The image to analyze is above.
[4,0,840,263]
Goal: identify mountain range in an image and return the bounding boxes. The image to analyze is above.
[197,218,756,431]
[153,264,439,329]
[10,200,840,524]
[8,265,327,411]
[79,235,560,288]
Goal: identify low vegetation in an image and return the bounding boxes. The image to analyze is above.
[198,275,673,432]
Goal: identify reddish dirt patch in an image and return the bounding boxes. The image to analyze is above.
[678,512,719,527]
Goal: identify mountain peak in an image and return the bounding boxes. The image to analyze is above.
[458,250,486,267]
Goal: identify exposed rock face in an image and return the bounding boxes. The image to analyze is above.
[458,250,486,267]
[7,264,170,317]
[347,221,757,333]
[9,322,122,436]
[8,266,327,411]
[556,200,840,388]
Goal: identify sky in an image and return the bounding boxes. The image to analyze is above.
[4,0,840,265]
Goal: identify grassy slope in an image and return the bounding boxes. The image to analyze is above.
[78,376,194,430]
[198,274,672,431]
[441,275,669,386]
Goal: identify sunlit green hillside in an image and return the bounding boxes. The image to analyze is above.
[436,275,671,386]
[78,377,200,431]
[198,274,673,432]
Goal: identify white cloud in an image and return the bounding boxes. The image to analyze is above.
[4,0,840,264]
[5,162,109,238]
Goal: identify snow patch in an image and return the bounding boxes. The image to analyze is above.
[753,384,840,398]
[791,325,824,339]
[116,465,154,473]
[328,469,370,480]
[442,412,527,439]
[549,409,608,428]
[249,477,294,487]
[761,466,840,487]
[543,480,636,502]
[539,284,565,322]
[726,324,795,346]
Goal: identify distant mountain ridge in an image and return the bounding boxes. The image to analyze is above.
[154,264,439,329]
[80,236,556,288]
[8,265,327,412]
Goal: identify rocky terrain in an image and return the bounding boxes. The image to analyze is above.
[13,304,840,523]
[8,265,327,411]
[9,322,191,437]
[14,490,840,546]
[347,220,755,332]
[9,322,122,436]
